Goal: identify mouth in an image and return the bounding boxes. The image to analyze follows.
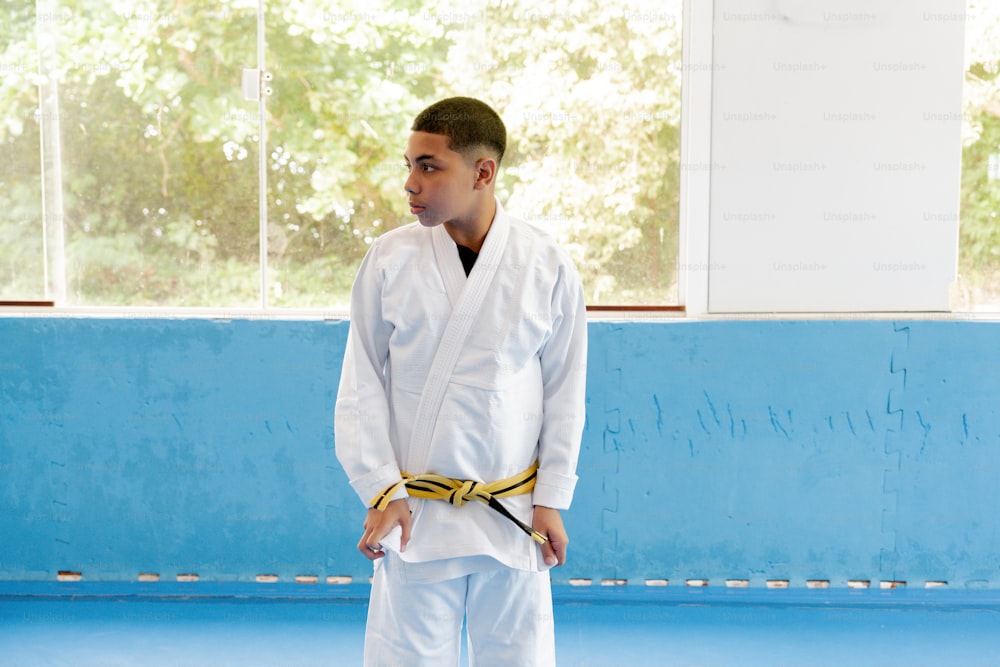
[409,202,426,215]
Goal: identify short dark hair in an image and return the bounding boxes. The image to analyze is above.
[411,97,507,165]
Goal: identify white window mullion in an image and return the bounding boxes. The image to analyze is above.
[36,0,66,304]
[257,0,269,309]
[678,0,714,317]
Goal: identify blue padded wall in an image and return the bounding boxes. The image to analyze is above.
[575,321,894,585]
[0,318,351,581]
[1,318,998,587]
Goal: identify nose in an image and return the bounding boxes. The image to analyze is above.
[404,170,418,195]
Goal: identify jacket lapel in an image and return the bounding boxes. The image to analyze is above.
[408,201,510,472]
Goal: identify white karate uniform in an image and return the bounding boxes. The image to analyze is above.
[335,199,587,664]
[366,552,556,666]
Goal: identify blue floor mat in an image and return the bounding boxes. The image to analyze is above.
[2,583,999,666]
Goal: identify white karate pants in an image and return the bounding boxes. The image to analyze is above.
[364,554,556,666]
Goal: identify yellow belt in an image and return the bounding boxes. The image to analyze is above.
[369,461,547,544]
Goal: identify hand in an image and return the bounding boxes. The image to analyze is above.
[532,506,569,567]
[358,498,411,561]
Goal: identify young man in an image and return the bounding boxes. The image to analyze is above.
[335,97,587,665]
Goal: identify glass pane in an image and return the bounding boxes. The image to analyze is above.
[267,0,683,308]
[264,1,443,309]
[0,5,44,301]
[460,0,684,306]
[36,1,260,307]
[957,1,1000,311]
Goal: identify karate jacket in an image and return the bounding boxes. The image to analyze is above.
[335,199,587,572]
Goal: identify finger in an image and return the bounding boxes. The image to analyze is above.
[545,536,568,566]
[371,518,398,551]
[357,536,378,560]
[551,540,567,566]
[358,529,384,561]
[361,543,384,560]
[398,513,411,553]
[540,538,558,567]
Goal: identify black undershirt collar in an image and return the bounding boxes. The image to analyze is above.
[456,244,478,277]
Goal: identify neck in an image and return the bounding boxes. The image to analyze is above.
[444,197,496,253]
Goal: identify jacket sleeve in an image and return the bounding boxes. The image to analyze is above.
[334,240,407,507]
[533,259,588,510]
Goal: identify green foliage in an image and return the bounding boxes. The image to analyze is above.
[956,1,1000,308]
[452,0,683,304]
[958,111,1000,306]
[0,0,686,306]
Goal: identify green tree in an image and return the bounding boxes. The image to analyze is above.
[0,0,685,307]
[957,0,1000,308]
[442,0,683,304]
[0,4,43,300]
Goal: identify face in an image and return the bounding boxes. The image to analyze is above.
[403,131,483,229]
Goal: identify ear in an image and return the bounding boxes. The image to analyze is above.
[472,157,498,190]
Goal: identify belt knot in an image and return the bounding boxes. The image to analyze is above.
[448,479,482,506]
[368,460,547,544]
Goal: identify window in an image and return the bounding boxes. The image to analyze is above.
[0,0,683,309]
[3,3,261,307]
[6,2,991,314]
[956,0,1000,311]
[0,4,44,302]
